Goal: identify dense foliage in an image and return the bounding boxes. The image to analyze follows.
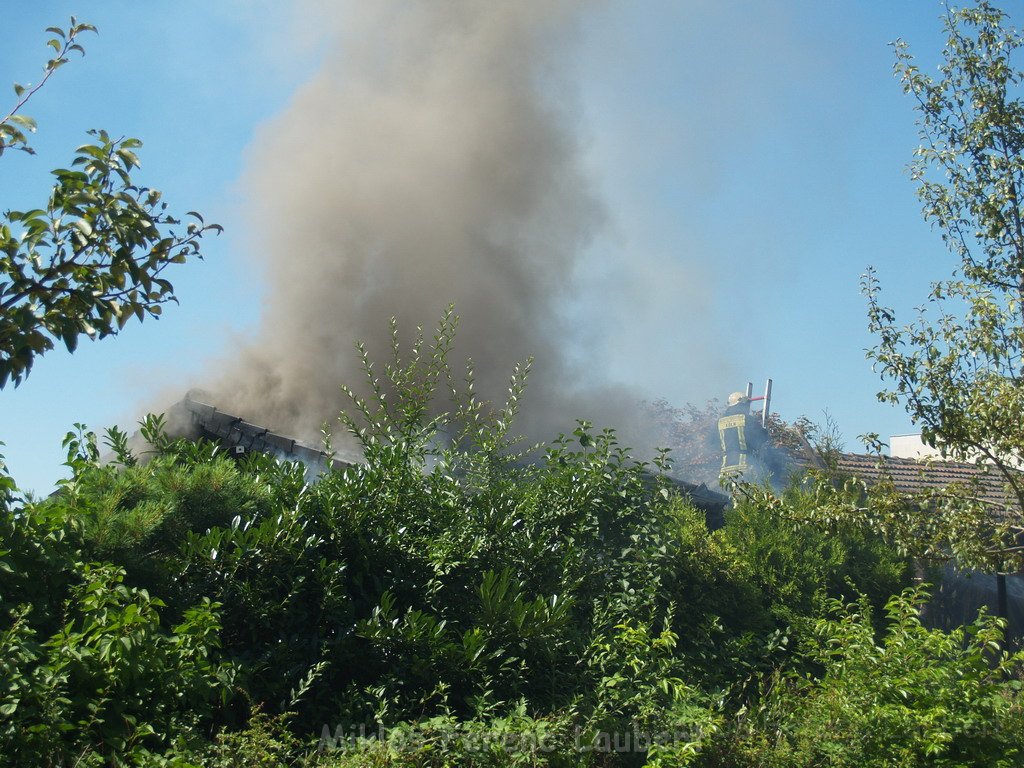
[2,313,1021,766]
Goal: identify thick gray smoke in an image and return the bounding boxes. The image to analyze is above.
[212,0,644,444]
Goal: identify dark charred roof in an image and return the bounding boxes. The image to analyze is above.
[176,392,353,482]
[174,392,730,514]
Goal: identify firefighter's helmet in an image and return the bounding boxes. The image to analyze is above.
[727,391,749,407]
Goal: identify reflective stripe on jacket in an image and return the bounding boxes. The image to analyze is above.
[719,413,751,471]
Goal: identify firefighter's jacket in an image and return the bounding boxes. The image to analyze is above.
[718,413,768,474]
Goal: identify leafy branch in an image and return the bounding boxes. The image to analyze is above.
[0,21,221,388]
[0,18,96,157]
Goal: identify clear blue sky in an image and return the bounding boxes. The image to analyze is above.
[0,2,999,494]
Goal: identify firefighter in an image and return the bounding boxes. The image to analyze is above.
[718,391,769,481]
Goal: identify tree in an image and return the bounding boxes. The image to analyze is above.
[862,1,1024,570]
[0,19,220,388]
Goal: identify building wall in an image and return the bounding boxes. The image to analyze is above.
[889,434,940,461]
[890,432,1024,469]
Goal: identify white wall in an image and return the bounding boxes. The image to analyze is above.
[889,433,1024,469]
[889,433,941,460]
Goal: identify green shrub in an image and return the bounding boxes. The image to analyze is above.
[719,588,1024,767]
[316,707,588,768]
[169,709,311,768]
[0,310,988,767]
[722,484,911,626]
[74,452,276,602]
[0,562,233,766]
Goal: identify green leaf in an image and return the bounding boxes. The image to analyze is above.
[115,148,139,169]
[6,115,36,131]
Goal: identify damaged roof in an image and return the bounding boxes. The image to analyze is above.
[174,392,730,513]
[175,392,354,482]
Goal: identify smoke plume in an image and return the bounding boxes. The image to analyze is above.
[211,0,645,444]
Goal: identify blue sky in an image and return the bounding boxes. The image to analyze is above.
[0,2,999,494]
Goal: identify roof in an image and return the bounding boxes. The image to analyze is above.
[174,392,356,483]
[832,451,1020,514]
[172,392,730,513]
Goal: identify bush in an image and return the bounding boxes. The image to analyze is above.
[722,484,911,627]
[4,311,1014,767]
[0,561,232,766]
[719,588,1024,767]
[316,708,586,768]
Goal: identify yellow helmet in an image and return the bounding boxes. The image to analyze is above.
[727,391,749,406]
